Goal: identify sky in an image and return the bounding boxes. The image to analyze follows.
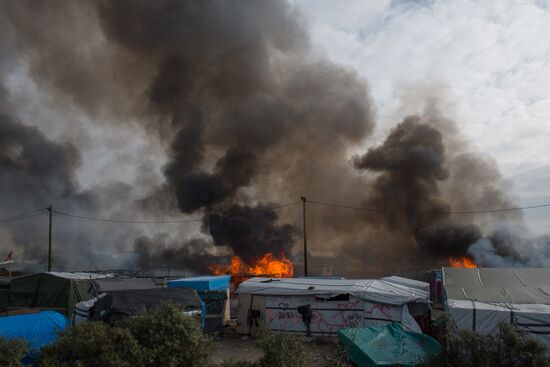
[293,0,550,234]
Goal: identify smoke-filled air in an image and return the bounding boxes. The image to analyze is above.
[0,0,547,276]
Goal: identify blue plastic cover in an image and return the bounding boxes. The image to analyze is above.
[0,310,68,349]
[338,323,441,367]
[168,275,231,291]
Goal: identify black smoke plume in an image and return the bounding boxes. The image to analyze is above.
[1,0,545,274]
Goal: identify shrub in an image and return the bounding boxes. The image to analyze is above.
[38,321,143,367]
[122,303,211,367]
[253,325,312,367]
[420,322,550,367]
[0,337,28,367]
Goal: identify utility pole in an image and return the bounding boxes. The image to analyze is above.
[47,205,52,272]
[300,196,308,277]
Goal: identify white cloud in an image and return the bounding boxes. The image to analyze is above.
[293,0,550,234]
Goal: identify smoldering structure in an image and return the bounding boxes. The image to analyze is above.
[0,0,547,273]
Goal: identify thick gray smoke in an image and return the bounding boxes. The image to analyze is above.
[0,0,374,272]
[0,0,546,275]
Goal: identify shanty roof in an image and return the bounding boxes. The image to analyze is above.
[443,267,550,304]
[92,278,158,292]
[47,272,110,280]
[236,276,429,305]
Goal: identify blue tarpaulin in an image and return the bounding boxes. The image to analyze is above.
[168,275,231,291]
[338,323,441,367]
[0,311,67,349]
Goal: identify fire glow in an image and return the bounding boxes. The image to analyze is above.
[449,256,477,268]
[210,252,294,285]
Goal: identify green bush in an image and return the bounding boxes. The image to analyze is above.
[253,325,312,367]
[122,303,211,367]
[420,322,550,367]
[0,337,28,367]
[38,321,143,367]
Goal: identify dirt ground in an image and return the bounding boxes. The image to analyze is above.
[210,327,351,366]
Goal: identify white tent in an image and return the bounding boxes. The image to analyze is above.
[443,267,550,347]
[235,277,430,335]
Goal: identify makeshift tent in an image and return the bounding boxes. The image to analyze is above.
[6,272,107,316]
[0,310,67,349]
[338,323,441,367]
[443,267,550,347]
[89,288,203,325]
[168,275,231,327]
[72,278,160,325]
[236,276,430,335]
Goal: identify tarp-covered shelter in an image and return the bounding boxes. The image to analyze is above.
[0,310,67,349]
[89,288,203,325]
[6,272,107,316]
[236,276,430,335]
[443,267,550,346]
[168,275,231,328]
[338,323,441,367]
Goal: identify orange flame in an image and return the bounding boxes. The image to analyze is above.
[210,252,294,285]
[449,256,477,268]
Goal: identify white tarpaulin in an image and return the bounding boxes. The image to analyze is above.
[236,277,429,335]
[237,277,429,305]
[447,300,550,347]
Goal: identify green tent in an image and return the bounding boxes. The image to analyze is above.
[6,272,96,316]
[338,323,441,367]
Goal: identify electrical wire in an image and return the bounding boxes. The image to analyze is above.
[0,209,47,223]
[307,199,550,215]
[52,210,203,224]
[51,201,301,224]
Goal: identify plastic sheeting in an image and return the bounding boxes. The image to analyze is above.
[447,299,550,347]
[338,323,441,367]
[237,277,429,305]
[0,311,67,349]
[443,267,550,304]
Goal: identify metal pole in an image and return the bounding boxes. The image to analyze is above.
[300,196,308,277]
[47,205,52,272]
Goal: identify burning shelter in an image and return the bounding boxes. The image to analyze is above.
[235,276,430,336]
[443,267,550,347]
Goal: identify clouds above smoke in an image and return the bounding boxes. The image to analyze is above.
[293,0,550,235]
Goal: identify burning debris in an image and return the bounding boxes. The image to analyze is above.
[448,256,477,269]
[0,0,547,274]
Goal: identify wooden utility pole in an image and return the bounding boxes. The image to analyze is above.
[47,205,52,272]
[300,196,308,277]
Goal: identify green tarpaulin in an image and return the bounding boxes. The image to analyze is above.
[338,323,441,367]
[6,273,94,316]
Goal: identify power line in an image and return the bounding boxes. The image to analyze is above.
[53,210,203,224]
[307,199,550,215]
[0,209,47,223]
[51,201,301,224]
